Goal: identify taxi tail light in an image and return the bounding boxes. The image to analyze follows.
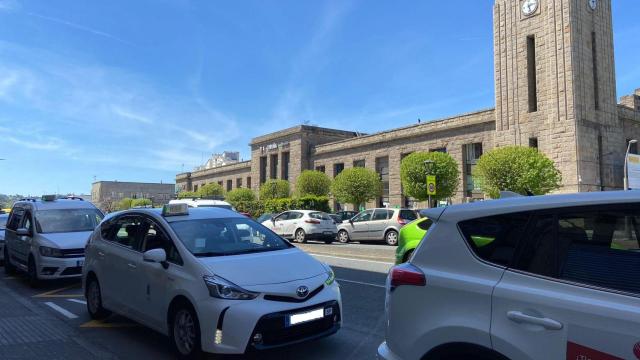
[397,217,408,225]
[305,219,321,224]
[389,263,425,290]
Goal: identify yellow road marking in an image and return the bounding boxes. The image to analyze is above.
[33,283,82,298]
[80,319,139,328]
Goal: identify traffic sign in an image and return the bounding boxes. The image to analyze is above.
[426,175,437,195]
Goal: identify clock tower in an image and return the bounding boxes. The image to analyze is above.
[493,0,624,191]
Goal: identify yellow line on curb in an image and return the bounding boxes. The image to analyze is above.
[33,283,82,298]
[80,319,139,328]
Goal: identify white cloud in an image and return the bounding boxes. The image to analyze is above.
[0,0,19,12]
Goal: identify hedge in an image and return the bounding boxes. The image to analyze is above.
[233,195,331,218]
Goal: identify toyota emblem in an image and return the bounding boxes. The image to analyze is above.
[296,286,309,298]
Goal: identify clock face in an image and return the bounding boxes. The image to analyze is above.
[522,0,539,16]
[588,0,597,10]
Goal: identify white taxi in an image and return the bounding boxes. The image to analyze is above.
[83,204,341,358]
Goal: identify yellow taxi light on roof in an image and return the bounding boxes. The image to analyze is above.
[162,203,189,217]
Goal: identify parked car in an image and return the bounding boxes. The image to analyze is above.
[337,208,418,245]
[0,213,8,264]
[4,196,104,287]
[328,214,342,224]
[262,210,337,244]
[83,204,341,358]
[395,217,433,264]
[256,213,274,224]
[332,211,359,222]
[379,191,640,360]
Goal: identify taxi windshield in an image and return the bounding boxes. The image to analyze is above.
[35,209,104,234]
[169,217,292,257]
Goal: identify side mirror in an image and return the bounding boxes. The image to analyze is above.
[348,219,354,224]
[16,228,31,237]
[143,248,167,267]
[271,217,276,223]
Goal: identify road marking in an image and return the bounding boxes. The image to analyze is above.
[68,299,87,305]
[80,319,139,328]
[45,302,78,319]
[309,253,394,265]
[34,283,83,298]
[337,278,386,289]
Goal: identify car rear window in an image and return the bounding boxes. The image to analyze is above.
[400,210,418,221]
[309,212,332,220]
[458,212,530,266]
[417,218,433,231]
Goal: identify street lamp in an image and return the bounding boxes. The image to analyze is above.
[624,139,638,191]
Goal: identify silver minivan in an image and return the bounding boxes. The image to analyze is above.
[4,196,104,287]
[337,208,418,245]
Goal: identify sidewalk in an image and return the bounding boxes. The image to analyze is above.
[0,282,115,360]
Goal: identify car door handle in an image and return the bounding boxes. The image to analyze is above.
[127,263,137,269]
[507,311,563,330]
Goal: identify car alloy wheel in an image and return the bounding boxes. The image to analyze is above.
[86,277,110,319]
[173,308,198,357]
[27,256,40,288]
[4,246,15,275]
[338,230,350,243]
[385,230,399,246]
[295,229,307,243]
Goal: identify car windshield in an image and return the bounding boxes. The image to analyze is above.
[0,215,7,229]
[169,217,292,257]
[35,209,104,234]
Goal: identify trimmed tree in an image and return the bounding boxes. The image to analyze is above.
[131,198,152,207]
[400,152,460,202]
[259,179,290,200]
[225,188,256,203]
[331,167,382,209]
[473,145,562,198]
[197,183,224,198]
[296,170,331,197]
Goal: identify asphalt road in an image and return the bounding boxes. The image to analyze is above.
[0,242,394,360]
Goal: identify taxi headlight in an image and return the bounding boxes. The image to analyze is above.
[323,263,335,285]
[39,246,63,258]
[203,275,258,300]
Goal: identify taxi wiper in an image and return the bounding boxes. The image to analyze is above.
[225,247,281,256]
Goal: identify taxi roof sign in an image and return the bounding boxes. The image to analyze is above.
[162,203,189,217]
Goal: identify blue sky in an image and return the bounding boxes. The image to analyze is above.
[0,0,638,195]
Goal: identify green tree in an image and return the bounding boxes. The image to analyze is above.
[197,183,224,198]
[225,188,256,204]
[117,197,133,210]
[400,151,460,202]
[259,179,290,200]
[296,170,331,197]
[131,198,152,207]
[331,167,382,209]
[474,146,562,198]
[177,191,198,199]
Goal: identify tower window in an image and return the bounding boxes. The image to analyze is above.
[592,32,600,110]
[527,35,538,113]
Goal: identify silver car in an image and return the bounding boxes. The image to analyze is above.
[337,208,418,245]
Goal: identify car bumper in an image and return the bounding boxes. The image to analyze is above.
[378,341,403,360]
[197,281,342,354]
[305,232,337,240]
[37,255,84,279]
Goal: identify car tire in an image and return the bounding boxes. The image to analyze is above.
[295,228,307,243]
[27,256,40,288]
[337,230,350,244]
[4,246,16,275]
[403,249,414,263]
[385,230,399,246]
[86,276,111,320]
[170,305,202,359]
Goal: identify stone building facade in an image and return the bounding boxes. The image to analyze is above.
[176,0,640,210]
[91,181,175,211]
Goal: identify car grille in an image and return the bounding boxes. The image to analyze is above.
[263,285,324,303]
[60,248,84,258]
[250,301,340,349]
[60,266,82,276]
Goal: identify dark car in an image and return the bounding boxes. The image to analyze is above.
[333,211,359,222]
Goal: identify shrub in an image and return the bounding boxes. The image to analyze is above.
[331,167,382,209]
[474,146,562,198]
[177,191,198,199]
[296,170,331,197]
[197,183,224,197]
[117,197,133,210]
[225,188,256,204]
[131,198,152,207]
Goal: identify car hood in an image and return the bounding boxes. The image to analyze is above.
[38,231,93,249]
[197,248,327,286]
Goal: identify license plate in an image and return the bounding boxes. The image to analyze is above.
[77,260,84,267]
[287,308,324,326]
[323,231,334,235]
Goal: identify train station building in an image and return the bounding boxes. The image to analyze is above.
[176,0,640,210]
